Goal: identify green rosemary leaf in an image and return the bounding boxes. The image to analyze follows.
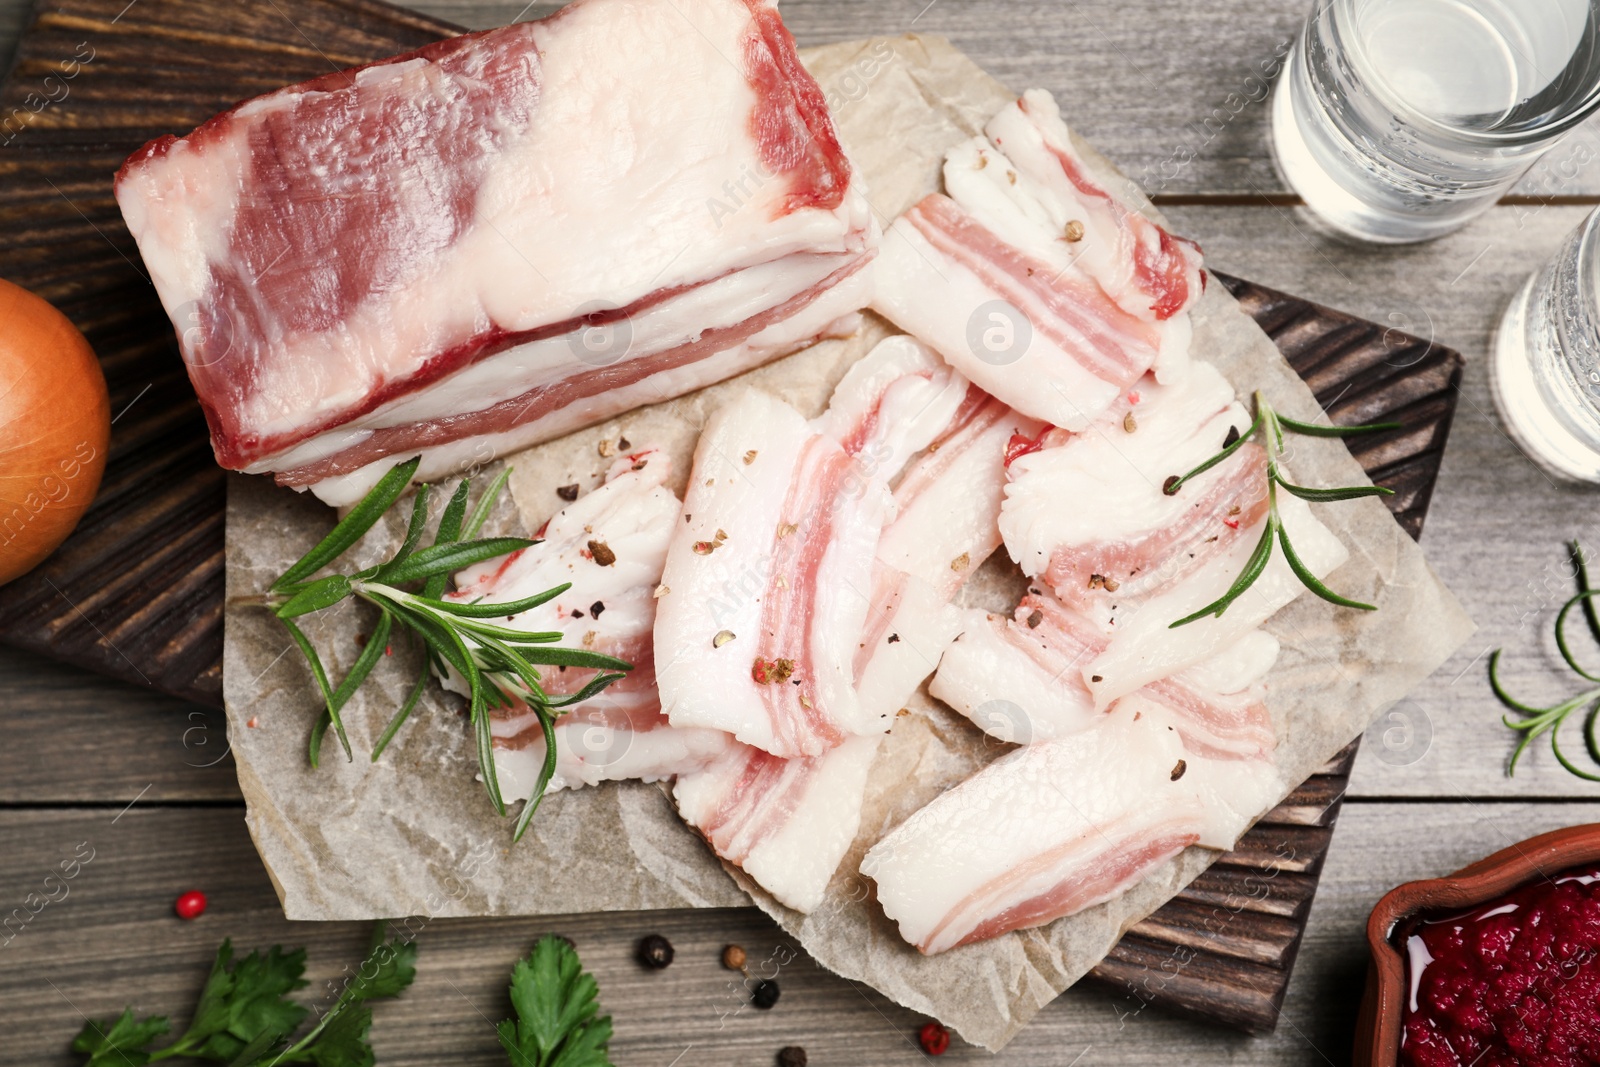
[1275,414,1402,437]
[280,617,352,763]
[1572,541,1600,648]
[1273,480,1394,503]
[368,484,435,583]
[371,656,430,762]
[1550,713,1600,781]
[470,678,507,817]
[507,646,634,672]
[410,584,570,619]
[1170,514,1277,628]
[1277,525,1377,611]
[333,612,393,706]
[1585,696,1600,769]
[1163,411,1261,496]
[1507,719,1548,776]
[276,574,353,619]
[384,599,473,679]
[1488,650,1569,717]
[273,458,420,591]
[512,703,559,844]
[421,479,474,602]
[1555,590,1600,683]
[547,672,627,709]
[463,467,513,540]
[378,538,536,586]
[308,710,331,770]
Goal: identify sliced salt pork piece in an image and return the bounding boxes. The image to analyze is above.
[854,564,964,720]
[489,690,733,797]
[654,391,892,758]
[979,89,1203,369]
[675,734,880,913]
[871,191,1155,431]
[1082,486,1349,709]
[930,582,1279,754]
[443,448,727,794]
[115,0,876,506]
[877,385,1043,600]
[863,701,1250,955]
[1000,361,1266,612]
[929,592,1106,744]
[819,335,970,481]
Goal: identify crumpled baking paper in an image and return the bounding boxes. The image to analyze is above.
[223,33,1474,1050]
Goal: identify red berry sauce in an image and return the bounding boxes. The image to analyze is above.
[1399,864,1600,1066]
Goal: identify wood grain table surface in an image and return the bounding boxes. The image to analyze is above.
[5,1,1600,1063]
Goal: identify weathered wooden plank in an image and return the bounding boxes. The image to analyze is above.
[5,801,1598,1065]
[0,646,238,802]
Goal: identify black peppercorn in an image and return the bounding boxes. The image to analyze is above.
[751,978,781,1009]
[636,933,674,969]
[777,1047,807,1067]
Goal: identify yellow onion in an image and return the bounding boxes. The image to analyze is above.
[0,279,109,586]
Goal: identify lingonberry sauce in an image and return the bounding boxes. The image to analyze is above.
[1399,865,1600,1066]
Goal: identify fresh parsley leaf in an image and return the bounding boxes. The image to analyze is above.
[306,1002,377,1067]
[67,927,416,1067]
[165,940,309,1061]
[498,936,614,1067]
[71,1009,170,1067]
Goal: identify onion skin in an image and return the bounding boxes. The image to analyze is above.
[0,279,110,587]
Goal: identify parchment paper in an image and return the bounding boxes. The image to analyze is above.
[224,34,1475,1050]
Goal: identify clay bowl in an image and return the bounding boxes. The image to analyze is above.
[1354,822,1600,1066]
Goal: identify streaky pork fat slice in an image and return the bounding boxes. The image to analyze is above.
[654,391,892,758]
[675,733,881,913]
[443,448,729,796]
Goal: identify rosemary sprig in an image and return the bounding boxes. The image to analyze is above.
[1492,541,1600,780]
[1162,390,1398,628]
[259,459,631,839]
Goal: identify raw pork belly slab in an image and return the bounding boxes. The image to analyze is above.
[115,0,876,505]
[654,390,892,758]
[675,734,880,912]
[445,449,727,797]
[861,700,1276,955]
[870,88,1202,431]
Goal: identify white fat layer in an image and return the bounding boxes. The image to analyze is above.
[1115,693,1282,848]
[674,734,880,913]
[876,406,1029,600]
[1174,629,1280,695]
[258,251,864,473]
[999,361,1244,577]
[492,707,732,794]
[863,703,1212,955]
[653,391,889,756]
[818,334,970,483]
[929,609,1100,744]
[120,0,874,446]
[870,218,1120,430]
[855,574,964,721]
[300,272,871,506]
[1082,488,1350,708]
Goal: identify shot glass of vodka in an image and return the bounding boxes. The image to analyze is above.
[1273,0,1600,243]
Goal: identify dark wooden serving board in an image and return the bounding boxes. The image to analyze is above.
[0,0,1461,1036]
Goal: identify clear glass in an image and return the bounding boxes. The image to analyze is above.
[1491,207,1600,483]
[1272,0,1600,243]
